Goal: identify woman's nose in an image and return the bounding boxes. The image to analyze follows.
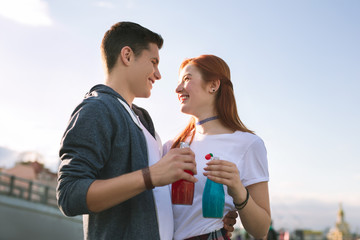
[175,82,183,93]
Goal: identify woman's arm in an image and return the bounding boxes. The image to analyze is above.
[237,182,271,238]
[204,160,271,239]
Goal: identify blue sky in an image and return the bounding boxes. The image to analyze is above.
[0,0,359,232]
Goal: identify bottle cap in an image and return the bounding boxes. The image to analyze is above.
[180,142,190,148]
[205,153,213,160]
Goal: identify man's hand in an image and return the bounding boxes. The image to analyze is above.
[223,210,238,237]
[150,147,197,186]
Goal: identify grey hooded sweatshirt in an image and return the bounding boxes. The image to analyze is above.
[57,84,160,239]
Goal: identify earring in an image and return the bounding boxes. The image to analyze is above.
[211,88,216,93]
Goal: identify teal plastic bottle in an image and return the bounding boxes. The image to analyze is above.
[202,154,225,218]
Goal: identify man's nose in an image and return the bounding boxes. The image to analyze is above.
[154,68,161,80]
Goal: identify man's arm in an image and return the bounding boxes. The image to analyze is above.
[86,147,197,213]
[57,99,197,215]
[223,211,238,237]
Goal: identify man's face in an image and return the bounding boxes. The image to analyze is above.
[128,43,161,98]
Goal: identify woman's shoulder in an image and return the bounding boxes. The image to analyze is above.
[232,131,266,151]
[233,130,262,142]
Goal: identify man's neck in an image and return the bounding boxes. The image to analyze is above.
[105,76,134,107]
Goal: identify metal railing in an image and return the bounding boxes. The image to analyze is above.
[0,171,57,207]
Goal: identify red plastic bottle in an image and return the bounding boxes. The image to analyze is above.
[171,142,194,205]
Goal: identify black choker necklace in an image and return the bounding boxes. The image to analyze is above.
[196,116,219,125]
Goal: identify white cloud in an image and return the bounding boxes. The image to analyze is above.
[0,0,53,26]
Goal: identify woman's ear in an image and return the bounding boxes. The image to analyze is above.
[119,46,133,66]
[209,79,221,93]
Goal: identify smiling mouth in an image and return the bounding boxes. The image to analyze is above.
[178,94,189,103]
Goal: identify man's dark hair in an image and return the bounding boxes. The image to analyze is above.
[101,21,163,73]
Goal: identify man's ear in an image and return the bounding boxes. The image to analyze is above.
[119,46,133,66]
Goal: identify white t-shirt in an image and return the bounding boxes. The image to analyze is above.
[118,99,173,239]
[163,131,269,240]
[139,119,174,240]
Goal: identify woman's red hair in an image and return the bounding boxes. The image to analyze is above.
[172,55,254,149]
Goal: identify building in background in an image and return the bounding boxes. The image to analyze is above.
[0,153,82,240]
[4,159,57,187]
[327,204,352,240]
[293,229,323,240]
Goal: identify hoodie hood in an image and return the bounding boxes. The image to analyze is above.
[84,84,155,138]
[85,84,129,107]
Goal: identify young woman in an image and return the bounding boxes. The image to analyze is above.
[164,55,271,240]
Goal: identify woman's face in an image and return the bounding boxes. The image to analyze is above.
[176,64,213,116]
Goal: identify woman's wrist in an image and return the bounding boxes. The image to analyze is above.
[233,188,249,210]
[231,186,248,203]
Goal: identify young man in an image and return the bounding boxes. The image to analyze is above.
[57,22,236,240]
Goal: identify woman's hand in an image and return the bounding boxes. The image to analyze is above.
[203,159,247,203]
[204,159,271,239]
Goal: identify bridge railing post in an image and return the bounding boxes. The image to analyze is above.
[27,181,33,201]
[42,186,49,204]
[9,175,15,196]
